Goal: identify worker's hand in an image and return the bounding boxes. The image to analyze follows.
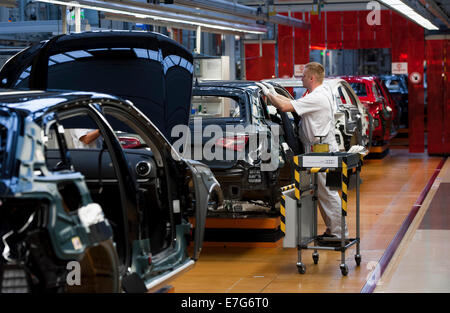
[260,82,276,95]
[255,82,270,96]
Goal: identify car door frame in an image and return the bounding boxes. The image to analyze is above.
[42,101,140,271]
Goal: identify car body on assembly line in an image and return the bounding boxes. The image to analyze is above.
[380,74,408,127]
[188,80,304,213]
[263,77,373,152]
[0,31,221,292]
[340,76,398,146]
[0,90,119,293]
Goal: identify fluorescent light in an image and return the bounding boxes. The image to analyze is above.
[36,0,267,34]
[378,0,439,30]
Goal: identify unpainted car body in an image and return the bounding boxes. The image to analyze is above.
[189,80,303,212]
[0,90,119,293]
[380,74,408,127]
[0,31,221,292]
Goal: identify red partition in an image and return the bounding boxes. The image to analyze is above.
[446,40,450,153]
[342,11,358,49]
[406,22,425,153]
[327,11,342,50]
[244,43,276,80]
[374,10,391,48]
[294,12,310,67]
[426,39,450,154]
[358,10,376,49]
[278,12,294,78]
[391,11,409,63]
[310,12,325,49]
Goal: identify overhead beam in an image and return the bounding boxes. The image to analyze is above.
[36,0,267,34]
[174,0,310,29]
[420,0,450,28]
[106,0,258,26]
[103,12,249,35]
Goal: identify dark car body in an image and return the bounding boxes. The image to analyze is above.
[0,31,221,292]
[0,90,120,293]
[0,31,193,144]
[373,76,400,136]
[380,74,408,127]
[340,76,397,146]
[187,80,303,212]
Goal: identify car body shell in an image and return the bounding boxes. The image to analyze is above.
[189,80,301,209]
[0,31,221,292]
[380,74,408,127]
[339,75,398,145]
[0,90,120,292]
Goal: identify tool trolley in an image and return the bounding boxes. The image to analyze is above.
[280,152,362,276]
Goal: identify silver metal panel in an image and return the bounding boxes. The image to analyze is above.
[282,189,297,248]
[282,188,314,248]
[299,193,315,244]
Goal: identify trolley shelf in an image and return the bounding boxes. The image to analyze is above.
[281,152,363,276]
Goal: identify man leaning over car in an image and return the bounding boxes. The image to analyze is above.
[255,62,348,245]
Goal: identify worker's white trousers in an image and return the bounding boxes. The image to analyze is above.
[316,172,349,238]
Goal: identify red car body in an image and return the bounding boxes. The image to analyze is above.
[340,76,398,145]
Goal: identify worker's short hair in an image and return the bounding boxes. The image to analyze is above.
[305,62,325,84]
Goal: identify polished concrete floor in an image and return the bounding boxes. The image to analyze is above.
[375,157,450,293]
[171,148,446,293]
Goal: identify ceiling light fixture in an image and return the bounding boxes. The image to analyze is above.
[35,0,267,34]
[378,0,439,30]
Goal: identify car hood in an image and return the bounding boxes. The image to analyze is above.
[0,31,194,144]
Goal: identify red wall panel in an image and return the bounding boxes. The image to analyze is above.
[342,11,358,50]
[406,22,425,153]
[373,10,391,49]
[294,12,310,66]
[244,43,276,80]
[426,39,450,154]
[358,10,376,49]
[326,11,342,50]
[278,12,294,78]
[310,12,325,49]
[426,39,444,154]
[446,41,450,153]
[391,11,409,63]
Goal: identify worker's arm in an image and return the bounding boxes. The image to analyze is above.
[255,82,295,113]
[265,92,296,113]
[79,129,101,145]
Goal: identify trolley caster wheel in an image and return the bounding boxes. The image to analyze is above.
[355,254,362,266]
[312,253,319,264]
[297,263,306,274]
[340,264,349,276]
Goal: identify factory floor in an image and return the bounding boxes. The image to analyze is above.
[171,148,448,293]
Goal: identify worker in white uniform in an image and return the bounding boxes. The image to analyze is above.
[69,129,102,149]
[255,62,348,244]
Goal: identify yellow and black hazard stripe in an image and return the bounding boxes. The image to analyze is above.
[280,194,286,236]
[341,159,348,216]
[309,167,330,173]
[280,184,295,192]
[293,155,301,200]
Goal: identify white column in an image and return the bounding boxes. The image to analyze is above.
[224,35,236,80]
[195,25,201,54]
[74,6,81,33]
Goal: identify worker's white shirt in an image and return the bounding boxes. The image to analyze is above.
[69,128,102,149]
[290,84,338,152]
